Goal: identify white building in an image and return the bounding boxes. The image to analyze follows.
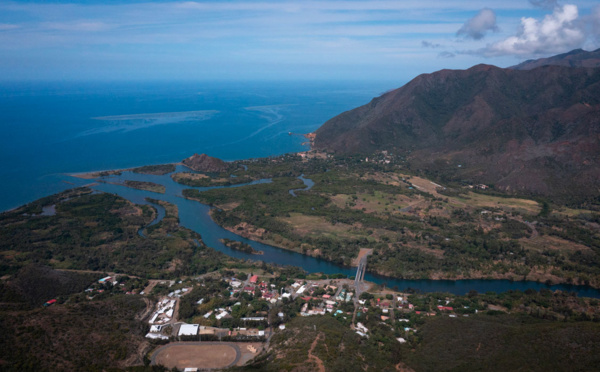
[178,324,199,337]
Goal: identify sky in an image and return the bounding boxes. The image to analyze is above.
[1,0,599,82]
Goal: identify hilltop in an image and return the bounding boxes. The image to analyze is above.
[182,153,229,173]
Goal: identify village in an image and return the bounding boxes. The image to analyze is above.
[139,269,474,347]
[35,263,597,371]
[36,267,486,370]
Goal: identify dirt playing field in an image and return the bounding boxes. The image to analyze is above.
[152,342,240,369]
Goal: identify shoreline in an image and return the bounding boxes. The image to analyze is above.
[7,141,600,292]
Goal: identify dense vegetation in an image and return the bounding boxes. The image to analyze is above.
[123,181,166,194]
[131,164,176,175]
[220,238,263,255]
[405,314,600,371]
[243,315,402,371]
[0,265,101,307]
[0,294,148,371]
[0,188,228,278]
[239,287,600,372]
[180,154,600,287]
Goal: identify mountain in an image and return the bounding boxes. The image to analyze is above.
[182,153,228,172]
[314,63,600,200]
[511,48,600,70]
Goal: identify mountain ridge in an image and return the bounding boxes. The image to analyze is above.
[510,48,600,70]
[314,53,600,201]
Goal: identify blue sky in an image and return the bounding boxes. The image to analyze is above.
[1,0,599,81]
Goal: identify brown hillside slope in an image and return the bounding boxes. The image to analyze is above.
[314,64,600,199]
[182,153,228,172]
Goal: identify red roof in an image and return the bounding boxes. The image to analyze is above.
[301,296,313,301]
[46,299,57,304]
[437,306,454,311]
[249,275,258,283]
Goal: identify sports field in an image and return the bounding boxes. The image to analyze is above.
[152,342,240,369]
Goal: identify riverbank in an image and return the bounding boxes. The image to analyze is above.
[9,148,600,295]
[217,216,579,287]
[177,153,600,290]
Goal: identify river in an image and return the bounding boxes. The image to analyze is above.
[87,167,600,298]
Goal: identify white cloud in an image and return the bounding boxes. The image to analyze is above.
[483,4,585,56]
[457,8,498,40]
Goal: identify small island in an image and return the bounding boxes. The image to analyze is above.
[220,238,263,255]
[123,180,166,194]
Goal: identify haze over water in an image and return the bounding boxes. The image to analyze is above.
[0,80,392,212]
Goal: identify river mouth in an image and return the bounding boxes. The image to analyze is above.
[80,167,600,298]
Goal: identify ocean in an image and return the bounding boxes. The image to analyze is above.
[0,80,392,212]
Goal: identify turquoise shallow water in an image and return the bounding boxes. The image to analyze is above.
[0,80,390,211]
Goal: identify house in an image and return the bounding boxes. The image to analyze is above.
[146,332,169,340]
[241,317,266,321]
[249,275,258,284]
[43,299,57,307]
[356,322,369,333]
[437,306,454,311]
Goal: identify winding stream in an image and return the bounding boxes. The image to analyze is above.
[289,174,315,197]
[85,168,600,298]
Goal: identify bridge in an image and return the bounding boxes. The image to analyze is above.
[353,248,372,296]
[352,249,371,327]
[354,254,368,296]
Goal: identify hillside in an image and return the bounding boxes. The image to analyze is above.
[511,48,600,70]
[182,153,228,173]
[314,63,600,201]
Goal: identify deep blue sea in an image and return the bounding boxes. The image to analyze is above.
[3,80,600,296]
[0,80,391,212]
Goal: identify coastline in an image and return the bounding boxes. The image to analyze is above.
[7,137,600,291]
